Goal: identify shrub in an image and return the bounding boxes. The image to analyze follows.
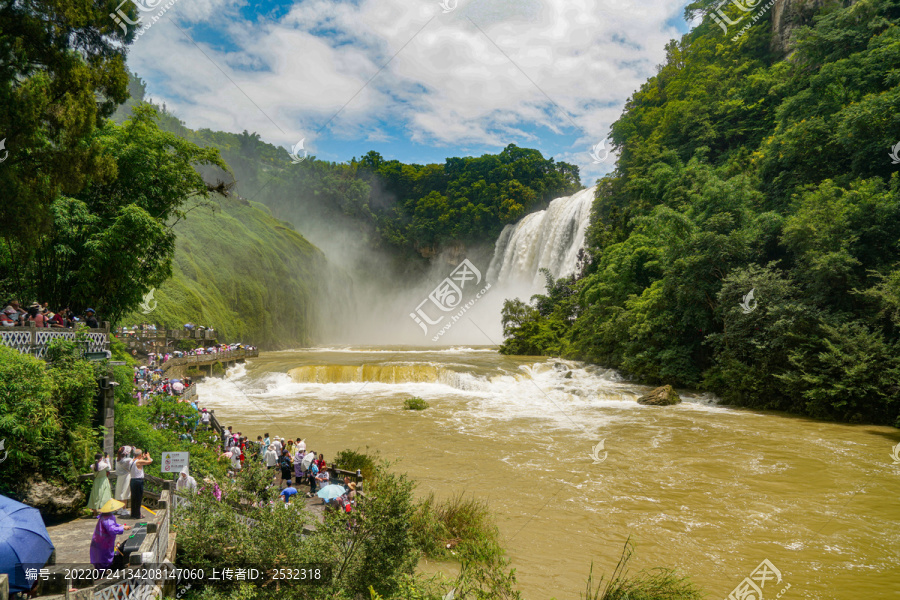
[331,448,378,482]
[411,492,499,559]
[403,397,428,410]
[0,343,102,493]
[115,398,226,481]
[581,538,704,600]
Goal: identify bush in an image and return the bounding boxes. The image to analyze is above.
[0,342,102,494]
[211,361,225,376]
[582,538,703,600]
[411,492,500,558]
[403,397,428,411]
[331,448,378,482]
[185,367,203,378]
[115,398,226,481]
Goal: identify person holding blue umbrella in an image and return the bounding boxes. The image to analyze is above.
[0,494,55,594]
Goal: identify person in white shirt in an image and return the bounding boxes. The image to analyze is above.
[129,449,153,519]
[265,445,279,469]
[176,466,197,494]
[114,446,133,511]
[271,438,282,455]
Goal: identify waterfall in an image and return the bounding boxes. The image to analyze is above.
[487,186,596,289]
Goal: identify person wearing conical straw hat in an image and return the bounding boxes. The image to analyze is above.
[90,499,132,570]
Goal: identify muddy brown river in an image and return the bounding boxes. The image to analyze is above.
[196,347,900,599]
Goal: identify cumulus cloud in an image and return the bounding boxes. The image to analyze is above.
[126,0,687,175]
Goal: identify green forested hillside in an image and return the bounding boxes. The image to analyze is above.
[501,0,900,425]
[122,194,327,349]
[191,133,581,257]
[118,78,581,259]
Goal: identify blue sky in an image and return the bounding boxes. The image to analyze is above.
[126,0,692,185]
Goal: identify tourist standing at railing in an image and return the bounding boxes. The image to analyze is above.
[129,449,153,519]
[84,308,99,328]
[114,446,133,513]
[87,453,112,517]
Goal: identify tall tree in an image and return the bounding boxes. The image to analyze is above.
[0,0,134,246]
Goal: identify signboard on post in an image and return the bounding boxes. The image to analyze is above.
[161,451,189,473]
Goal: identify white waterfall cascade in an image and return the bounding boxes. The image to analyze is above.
[487,186,596,289]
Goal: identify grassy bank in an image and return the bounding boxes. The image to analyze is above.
[121,193,328,349]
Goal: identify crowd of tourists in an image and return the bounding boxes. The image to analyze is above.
[142,342,254,368]
[220,430,357,511]
[132,364,194,403]
[1,299,101,328]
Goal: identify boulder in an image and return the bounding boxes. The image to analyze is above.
[21,476,85,522]
[637,385,681,406]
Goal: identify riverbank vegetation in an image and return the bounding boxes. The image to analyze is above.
[174,456,520,600]
[581,539,703,600]
[501,0,900,426]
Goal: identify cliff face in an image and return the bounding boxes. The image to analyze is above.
[770,0,856,53]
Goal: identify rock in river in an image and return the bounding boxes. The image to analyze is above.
[637,384,681,406]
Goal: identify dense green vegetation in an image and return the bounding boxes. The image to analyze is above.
[114,397,227,482]
[197,130,580,257]
[0,339,99,495]
[115,77,580,260]
[119,190,328,349]
[175,456,520,600]
[0,0,132,248]
[501,0,900,426]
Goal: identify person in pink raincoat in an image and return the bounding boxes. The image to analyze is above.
[89,499,132,570]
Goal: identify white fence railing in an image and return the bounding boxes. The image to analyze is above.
[0,325,109,358]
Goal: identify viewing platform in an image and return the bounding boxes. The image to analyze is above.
[160,348,259,377]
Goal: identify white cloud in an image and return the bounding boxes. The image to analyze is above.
[126,0,687,175]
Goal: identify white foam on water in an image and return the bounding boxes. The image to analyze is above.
[200,350,729,439]
[280,346,499,354]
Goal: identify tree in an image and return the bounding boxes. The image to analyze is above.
[25,105,228,320]
[0,0,133,246]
